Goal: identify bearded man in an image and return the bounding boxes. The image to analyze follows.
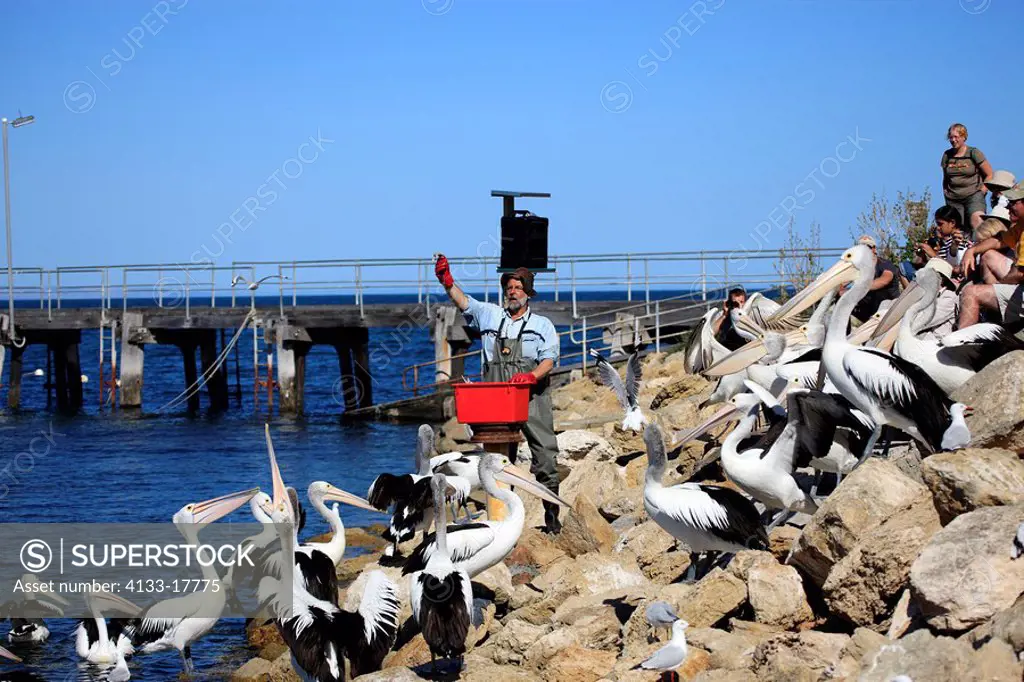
[434,254,562,534]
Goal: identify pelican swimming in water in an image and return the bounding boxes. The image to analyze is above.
[409,474,472,675]
[74,592,135,680]
[642,423,768,580]
[773,245,973,462]
[401,453,569,578]
[589,348,647,432]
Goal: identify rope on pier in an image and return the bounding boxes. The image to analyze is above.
[155,309,257,414]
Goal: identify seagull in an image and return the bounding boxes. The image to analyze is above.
[645,601,679,642]
[231,274,290,290]
[589,348,647,432]
[632,618,689,678]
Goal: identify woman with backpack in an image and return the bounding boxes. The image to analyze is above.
[941,122,994,231]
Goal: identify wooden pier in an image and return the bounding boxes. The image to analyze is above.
[0,245,843,417]
[2,299,673,417]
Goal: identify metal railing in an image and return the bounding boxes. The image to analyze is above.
[400,291,729,395]
[0,247,846,326]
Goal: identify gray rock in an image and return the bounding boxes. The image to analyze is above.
[910,505,1024,632]
[856,629,990,682]
[791,459,929,587]
[951,350,1024,451]
[921,448,1024,525]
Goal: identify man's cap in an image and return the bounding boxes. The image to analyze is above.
[1002,182,1024,202]
[986,170,1016,191]
[500,267,536,297]
[856,234,877,248]
[982,204,1012,224]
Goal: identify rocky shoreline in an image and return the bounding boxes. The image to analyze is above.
[232,350,1024,682]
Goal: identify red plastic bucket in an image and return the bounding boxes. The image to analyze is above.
[453,382,531,425]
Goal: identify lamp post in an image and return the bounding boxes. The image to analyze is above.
[2,114,35,347]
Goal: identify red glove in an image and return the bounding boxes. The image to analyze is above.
[434,254,454,288]
[510,372,537,385]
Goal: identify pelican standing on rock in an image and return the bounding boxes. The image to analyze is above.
[642,423,768,580]
[262,427,401,681]
[402,453,569,578]
[409,474,472,675]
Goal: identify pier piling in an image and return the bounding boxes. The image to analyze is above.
[7,344,22,409]
[119,312,145,408]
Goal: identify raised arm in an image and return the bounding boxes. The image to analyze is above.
[434,254,470,311]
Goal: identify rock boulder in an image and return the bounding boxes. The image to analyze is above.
[822,486,941,627]
[951,350,1024,451]
[910,505,1024,632]
[920,448,1024,525]
[790,459,930,586]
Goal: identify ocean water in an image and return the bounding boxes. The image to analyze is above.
[0,287,739,680]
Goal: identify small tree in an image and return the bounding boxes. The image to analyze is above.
[775,217,823,301]
[850,187,933,263]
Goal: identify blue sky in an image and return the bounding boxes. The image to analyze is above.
[1,0,1020,273]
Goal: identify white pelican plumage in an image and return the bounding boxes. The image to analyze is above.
[642,423,768,580]
[261,427,400,681]
[109,486,261,675]
[74,593,135,680]
[775,245,973,462]
[589,348,647,432]
[409,474,473,676]
[401,453,569,578]
[882,269,1024,395]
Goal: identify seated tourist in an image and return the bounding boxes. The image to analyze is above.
[958,184,1024,328]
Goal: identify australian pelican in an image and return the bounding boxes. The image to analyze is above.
[589,348,647,432]
[368,425,474,559]
[775,245,973,462]
[74,592,135,681]
[260,432,400,681]
[98,487,260,675]
[642,423,768,580]
[401,453,569,578]
[409,474,473,675]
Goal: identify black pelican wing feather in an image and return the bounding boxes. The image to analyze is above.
[843,347,951,452]
[698,485,769,550]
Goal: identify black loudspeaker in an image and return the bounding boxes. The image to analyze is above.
[500,214,548,270]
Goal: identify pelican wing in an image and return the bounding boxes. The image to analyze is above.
[937,324,1024,372]
[590,350,630,411]
[842,347,951,452]
[401,522,496,575]
[367,473,416,511]
[341,570,400,676]
[786,390,871,469]
[660,484,767,550]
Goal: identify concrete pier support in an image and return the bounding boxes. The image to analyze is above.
[349,327,373,409]
[6,344,23,409]
[433,306,471,385]
[199,330,229,413]
[180,341,200,414]
[65,340,83,413]
[119,312,145,408]
[275,324,311,416]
